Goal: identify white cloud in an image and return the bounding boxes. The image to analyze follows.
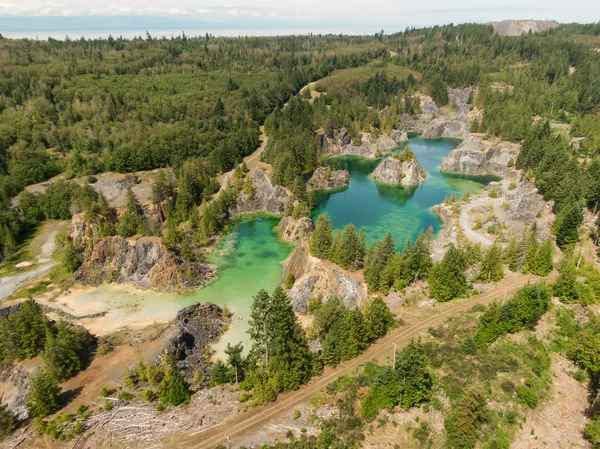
[0,0,597,26]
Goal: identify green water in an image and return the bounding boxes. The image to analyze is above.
[312,137,486,248]
[187,216,293,355]
[71,138,488,357]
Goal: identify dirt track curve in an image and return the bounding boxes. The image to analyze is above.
[167,272,556,449]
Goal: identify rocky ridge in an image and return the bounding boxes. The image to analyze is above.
[74,235,216,292]
[319,129,400,159]
[490,20,559,36]
[283,242,367,313]
[371,154,427,185]
[306,166,350,191]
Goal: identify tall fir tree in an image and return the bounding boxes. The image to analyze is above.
[428,245,468,302]
[310,213,333,259]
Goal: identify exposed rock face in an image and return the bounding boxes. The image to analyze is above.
[75,236,216,292]
[307,166,349,191]
[505,179,547,221]
[230,168,291,215]
[277,216,314,244]
[326,129,398,159]
[439,136,520,177]
[490,20,559,36]
[283,243,367,313]
[430,203,457,261]
[0,364,30,421]
[372,156,427,185]
[161,302,227,381]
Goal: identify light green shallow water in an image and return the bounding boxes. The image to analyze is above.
[69,138,490,356]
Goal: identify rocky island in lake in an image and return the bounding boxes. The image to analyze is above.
[371,147,427,185]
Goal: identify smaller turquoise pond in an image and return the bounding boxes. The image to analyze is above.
[312,137,488,247]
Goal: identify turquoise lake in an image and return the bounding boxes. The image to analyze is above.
[71,137,488,356]
[312,137,487,247]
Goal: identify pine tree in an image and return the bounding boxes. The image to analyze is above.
[210,359,231,386]
[555,202,583,249]
[342,309,367,360]
[151,170,173,204]
[328,230,342,265]
[395,339,432,409]
[267,287,312,391]
[322,318,346,367]
[225,342,244,384]
[428,245,468,302]
[364,297,396,342]
[248,289,271,365]
[339,224,359,269]
[160,356,191,406]
[27,369,61,418]
[476,243,504,282]
[530,238,554,276]
[310,213,333,259]
[553,258,577,301]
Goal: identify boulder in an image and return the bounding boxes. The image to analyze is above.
[439,136,520,177]
[277,216,314,244]
[230,169,291,215]
[161,302,227,381]
[74,235,216,292]
[372,154,427,186]
[306,166,349,191]
[283,243,367,313]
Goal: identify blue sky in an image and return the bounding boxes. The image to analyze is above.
[0,0,597,34]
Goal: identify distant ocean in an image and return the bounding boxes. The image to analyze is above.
[1,28,387,40]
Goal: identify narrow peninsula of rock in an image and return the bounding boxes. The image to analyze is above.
[371,147,427,185]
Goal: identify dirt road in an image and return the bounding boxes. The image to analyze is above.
[167,272,555,449]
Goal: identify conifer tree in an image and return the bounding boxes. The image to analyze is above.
[553,258,577,301]
[428,245,468,302]
[225,343,244,384]
[27,369,61,418]
[555,202,583,249]
[395,339,432,409]
[328,230,343,265]
[530,238,554,276]
[310,213,333,259]
[364,297,396,342]
[476,243,504,282]
[339,224,359,269]
[342,308,366,360]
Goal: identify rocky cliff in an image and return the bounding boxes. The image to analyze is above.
[74,235,216,292]
[307,166,350,191]
[161,302,227,382]
[439,136,520,177]
[283,243,367,313]
[371,154,427,185]
[277,216,314,244]
[324,129,399,159]
[0,364,29,421]
[229,168,291,215]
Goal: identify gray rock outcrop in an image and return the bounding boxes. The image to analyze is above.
[505,179,547,221]
[74,235,216,292]
[306,166,349,191]
[283,243,367,313]
[327,129,398,159]
[372,155,427,185]
[439,136,520,177]
[230,169,291,215]
[277,216,314,244]
[0,364,29,421]
[161,302,227,382]
[490,20,559,36]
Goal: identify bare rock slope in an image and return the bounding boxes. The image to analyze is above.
[490,20,559,36]
[439,136,519,177]
[75,236,216,292]
[284,242,366,313]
